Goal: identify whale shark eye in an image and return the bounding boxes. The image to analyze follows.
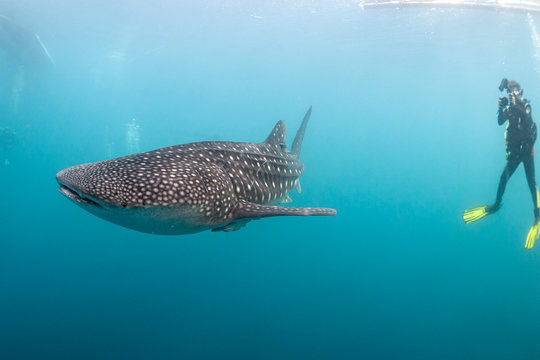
[121,202,128,208]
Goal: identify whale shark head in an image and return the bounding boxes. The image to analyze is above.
[56,154,236,234]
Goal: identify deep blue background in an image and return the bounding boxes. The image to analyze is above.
[2,1,540,359]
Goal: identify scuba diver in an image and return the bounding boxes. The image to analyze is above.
[463,79,540,249]
[0,126,17,166]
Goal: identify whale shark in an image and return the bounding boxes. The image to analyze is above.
[56,107,336,235]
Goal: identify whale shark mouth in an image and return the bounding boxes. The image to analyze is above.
[58,185,103,209]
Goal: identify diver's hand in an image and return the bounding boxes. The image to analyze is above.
[509,93,517,106]
[499,96,508,110]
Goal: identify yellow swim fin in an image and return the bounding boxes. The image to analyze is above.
[463,206,489,224]
[525,222,540,249]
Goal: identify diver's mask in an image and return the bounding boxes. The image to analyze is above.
[510,89,523,97]
[509,88,523,105]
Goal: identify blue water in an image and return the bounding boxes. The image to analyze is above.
[2,1,540,359]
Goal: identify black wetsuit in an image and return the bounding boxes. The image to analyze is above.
[494,98,540,219]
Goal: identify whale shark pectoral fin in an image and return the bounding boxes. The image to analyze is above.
[211,219,252,232]
[231,200,337,220]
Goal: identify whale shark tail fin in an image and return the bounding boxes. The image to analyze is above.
[290,106,312,158]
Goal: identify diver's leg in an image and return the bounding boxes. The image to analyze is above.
[523,151,540,222]
[492,154,521,212]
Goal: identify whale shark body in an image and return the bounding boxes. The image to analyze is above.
[56,107,336,235]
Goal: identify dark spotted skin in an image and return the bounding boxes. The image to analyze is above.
[57,141,302,224]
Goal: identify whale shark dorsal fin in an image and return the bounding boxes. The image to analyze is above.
[291,106,312,158]
[231,200,336,220]
[264,120,286,148]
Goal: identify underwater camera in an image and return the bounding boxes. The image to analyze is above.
[499,78,509,92]
[498,78,521,107]
[499,78,510,108]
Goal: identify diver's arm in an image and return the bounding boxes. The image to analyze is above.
[498,106,509,125]
[527,103,537,144]
[524,103,532,124]
[498,97,510,125]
